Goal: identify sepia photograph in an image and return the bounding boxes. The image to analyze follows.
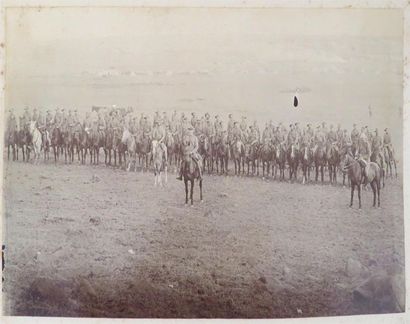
[1,3,406,320]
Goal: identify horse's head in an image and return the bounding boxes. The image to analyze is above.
[121,128,130,144]
[29,121,36,134]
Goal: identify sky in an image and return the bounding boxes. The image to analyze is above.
[5,7,403,148]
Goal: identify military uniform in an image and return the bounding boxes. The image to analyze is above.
[177,128,202,180]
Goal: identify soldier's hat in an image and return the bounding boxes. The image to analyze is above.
[289,124,293,127]
[215,115,219,118]
[234,121,238,125]
[61,108,65,111]
[384,128,388,131]
[228,113,232,117]
[365,125,368,129]
[144,116,147,119]
[205,113,210,117]
[307,123,311,126]
[74,109,77,112]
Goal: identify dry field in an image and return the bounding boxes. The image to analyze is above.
[2,159,405,318]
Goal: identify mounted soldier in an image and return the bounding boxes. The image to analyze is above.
[240,116,247,133]
[151,119,168,165]
[177,126,202,181]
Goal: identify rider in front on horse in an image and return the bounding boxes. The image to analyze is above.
[151,119,168,165]
[383,128,393,158]
[176,126,202,181]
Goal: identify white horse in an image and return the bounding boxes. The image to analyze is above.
[29,121,42,164]
[121,128,137,172]
[152,140,168,187]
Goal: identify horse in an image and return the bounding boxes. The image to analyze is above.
[112,127,125,168]
[370,150,386,188]
[50,126,62,163]
[29,121,42,164]
[89,128,105,165]
[383,145,397,179]
[275,143,287,181]
[198,134,213,174]
[121,128,137,171]
[41,128,51,161]
[260,141,273,178]
[136,132,151,172]
[341,153,382,208]
[326,143,340,184]
[152,140,168,186]
[314,143,326,183]
[104,128,114,166]
[182,155,203,206]
[17,127,31,162]
[244,142,260,176]
[78,127,89,165]
[215,137,230,175]
[5,129,17,161]
[71,125,82,163]
[300,144,313,184]
[287,143,299,181]
[61,129,73,164]
[231,139,245,176]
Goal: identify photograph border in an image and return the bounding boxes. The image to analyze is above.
[0,1,409,324]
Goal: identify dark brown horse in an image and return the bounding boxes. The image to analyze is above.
[215,136,230,175]
[198,134,213,174]
[17,128,31,162]
[244,142,260,176]
[275,143,287,181]
[50,127,62,163]
[341,153,382,208]
[89,128,105,165]
[136,132,151,172]
[182,155,203,205]
[326,143,340,184]
[260,141,274,179]
[314,144,326,183]
[5,129,18,161]
[104,128,114,166]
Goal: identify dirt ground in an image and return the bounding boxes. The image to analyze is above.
[2,158,405,318]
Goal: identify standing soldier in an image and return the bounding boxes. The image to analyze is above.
[45,110,53,131]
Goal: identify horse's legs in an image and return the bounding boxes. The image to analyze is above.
[190,180,194,205]
[184,179,189,205]
[350,184,354,207]
[321,165,324,183]
[199,179,203,202]
[357,184,362,209]
[377,180,381,207]
[370,181,377,207]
